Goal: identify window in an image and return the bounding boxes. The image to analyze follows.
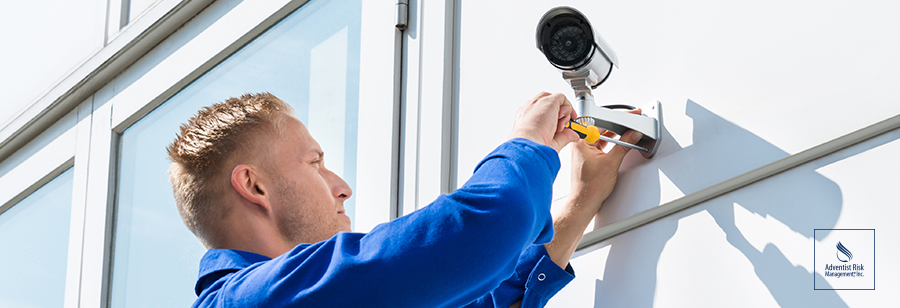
[0,168,74,308]
[109,0,362,306]
[124,0,159,26]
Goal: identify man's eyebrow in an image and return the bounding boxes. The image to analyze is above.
[313,150,324,159]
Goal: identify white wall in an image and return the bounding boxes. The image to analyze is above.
[449,0,900,306]
[552,128,900,307]
[0,0,106,127]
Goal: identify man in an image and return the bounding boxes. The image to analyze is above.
[168,92,642,307]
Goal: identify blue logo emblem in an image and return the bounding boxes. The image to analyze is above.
[836,241,853,262]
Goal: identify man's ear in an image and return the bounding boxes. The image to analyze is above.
[230,164,272,212]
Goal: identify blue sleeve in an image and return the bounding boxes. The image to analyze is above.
[199,138,561,307]
[464,244,575,308]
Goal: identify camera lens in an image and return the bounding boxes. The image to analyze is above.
[548,24,589,65]
[537,7,596,69]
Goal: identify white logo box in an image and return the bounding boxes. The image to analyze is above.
[814,229,875,290]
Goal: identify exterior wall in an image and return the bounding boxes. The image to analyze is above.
[0,0,105,126]
[551,128,900,307]
[449,0,900,307]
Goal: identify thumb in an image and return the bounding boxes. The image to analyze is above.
[608,130,643,161]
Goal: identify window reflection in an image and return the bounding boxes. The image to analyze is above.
[0,168,73,308]
[111,0,362,306]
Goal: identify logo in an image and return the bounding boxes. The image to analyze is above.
[814,229,875,290]
[836,241,852,262]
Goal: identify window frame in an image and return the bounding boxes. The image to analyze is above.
[0,164,78,308]
[0,0,408,307]
[0,103,85,308]
[87,0,398,307]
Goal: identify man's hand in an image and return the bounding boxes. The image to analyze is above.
[569,108,643,211]
[544,108,643,270]
[509,92,580,152]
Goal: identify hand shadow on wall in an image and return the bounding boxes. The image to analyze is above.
[585,100,879,307]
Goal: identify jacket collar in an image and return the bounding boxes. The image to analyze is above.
[194,249,271,295]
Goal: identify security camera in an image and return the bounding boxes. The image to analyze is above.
[536,6,618,107]
[536,7,663,159]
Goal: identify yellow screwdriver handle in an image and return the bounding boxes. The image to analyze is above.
[566,120,601,144]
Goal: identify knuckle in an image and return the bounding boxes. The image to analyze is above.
[531,92,551,103]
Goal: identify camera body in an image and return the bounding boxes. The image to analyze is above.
[536,7,663,159]
[536,6,618,107]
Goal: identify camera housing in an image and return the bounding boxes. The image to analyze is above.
[536,7,663,159]
[536,6,618,106]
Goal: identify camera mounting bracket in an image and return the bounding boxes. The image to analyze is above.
[563,69,600,107]
[587,101,663,158]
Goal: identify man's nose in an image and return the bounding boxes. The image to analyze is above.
[325,168,352,200]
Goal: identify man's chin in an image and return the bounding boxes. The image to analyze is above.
[338,212,352,231]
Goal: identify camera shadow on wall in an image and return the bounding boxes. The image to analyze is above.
[580,99,877,307]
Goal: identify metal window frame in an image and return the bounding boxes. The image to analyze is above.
[0,0,214,165]
[0,103,81,308]
[396,0,461,215]
[0,114,78,214]
[97,1,398,306]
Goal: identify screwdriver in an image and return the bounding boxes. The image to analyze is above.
[566,119,601,144]
[566,116,649,152]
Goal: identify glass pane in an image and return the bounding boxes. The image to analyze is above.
[0,167,74,308]
[111,0,362,307]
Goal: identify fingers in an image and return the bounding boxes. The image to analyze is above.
[512,92,581,151]
[546,93,579,149]
[531,91,552,102]
[595,108,641,151]
[557,101,574,118]
[594,130,615,149]
[607,108,643,157]
[557,95,577,120]
[553,127,581,147]
[557,103,574,133]
[571,138,595,157]
[607,130,643,162]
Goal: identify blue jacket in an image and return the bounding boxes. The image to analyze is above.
[192,139,575,307]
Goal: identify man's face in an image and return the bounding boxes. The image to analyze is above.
[264,114,352,245]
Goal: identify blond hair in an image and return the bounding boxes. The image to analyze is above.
[166,92,293,247]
